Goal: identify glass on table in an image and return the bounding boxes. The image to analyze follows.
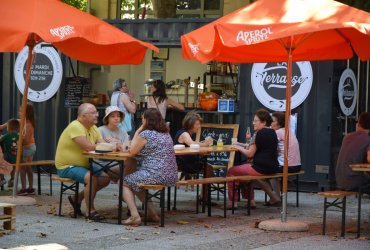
[231,137,238,144]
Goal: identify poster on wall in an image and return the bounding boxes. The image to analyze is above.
[64,77,91,108]
[338,68,357,116]
[14,42,63,102]
[251,61,313,111]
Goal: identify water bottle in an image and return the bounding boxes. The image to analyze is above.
[217,134,224,147]
[245,127,251,149]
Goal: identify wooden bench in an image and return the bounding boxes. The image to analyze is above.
[158,171,305,221]
[11,160,55,195]
[51,177,80,218]
[0,202,16,233]
[138,184,166,227]
[225,171,304,214]
[318,190,358,238]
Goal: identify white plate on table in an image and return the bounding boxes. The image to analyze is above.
[174,144,185,150]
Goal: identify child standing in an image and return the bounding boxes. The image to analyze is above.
[18,103,37,196]
[0,119,20,188]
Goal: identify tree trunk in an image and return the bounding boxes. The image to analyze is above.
[151,0,176,18]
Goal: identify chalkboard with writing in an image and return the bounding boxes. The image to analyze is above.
[196,123,239,168]
[64,77,90,108]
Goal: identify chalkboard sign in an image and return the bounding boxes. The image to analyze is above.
[196,123,239,169]
[64,76,90,108]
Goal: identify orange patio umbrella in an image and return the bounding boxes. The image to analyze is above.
[181,0,370,222]
[0,0,158,197]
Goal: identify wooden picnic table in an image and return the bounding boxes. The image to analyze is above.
[83,146,237,223]
[350,163,370,238]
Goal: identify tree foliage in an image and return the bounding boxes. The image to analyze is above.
[62,0,87,11]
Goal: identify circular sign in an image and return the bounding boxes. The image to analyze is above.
[14,42,63,102]
[338,68,357,116]
[251,61,313,111]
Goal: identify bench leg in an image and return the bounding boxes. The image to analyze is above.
[357,190,362,238]
[173,186,177,210]
[341,196,346,238]
[207,183,211,217]
[232,181,236,214]
[58,182,63,216]
[167,187,171,211]
[144,189,149,226]
[73,182,79,218]
[296,175,299,207]
[49,168,53,196]
[322,197,327,235]
[37,167,41,195]
[160,188,165,227]
[247,182,251,216]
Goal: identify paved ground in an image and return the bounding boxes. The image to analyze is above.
[0,175,370,250]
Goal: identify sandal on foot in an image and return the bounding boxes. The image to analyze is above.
[123,216,141,226]
[263,201,281,207]
[147,215,160,223]
[68,196,83,216]
[85,211,106,221]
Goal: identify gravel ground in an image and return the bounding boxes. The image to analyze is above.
[0,175,369,250]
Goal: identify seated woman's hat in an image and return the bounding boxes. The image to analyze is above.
[103,106,124,125]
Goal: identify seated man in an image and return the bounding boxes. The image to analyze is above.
[55,103,110,221]
[336,112,370,191]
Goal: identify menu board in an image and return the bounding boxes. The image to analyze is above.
[64,76,90,108]
[196,123,239,168]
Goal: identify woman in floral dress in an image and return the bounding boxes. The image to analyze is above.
[122,108,177,226]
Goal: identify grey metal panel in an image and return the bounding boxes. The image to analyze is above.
[107,18,216,47]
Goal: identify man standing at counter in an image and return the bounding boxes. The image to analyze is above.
[336,112,370,192]
[55,103,110,221]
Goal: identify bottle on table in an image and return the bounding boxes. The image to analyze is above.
[245,126,251,149]
[217,134,224,147]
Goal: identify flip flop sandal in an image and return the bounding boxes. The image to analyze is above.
[263,201,281,207]
[85,211,106,221]
[68,196,83,216]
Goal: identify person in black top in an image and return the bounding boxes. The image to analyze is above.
[227,108,280,208]
[174,111,213,197]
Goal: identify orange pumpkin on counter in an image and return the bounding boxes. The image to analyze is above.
[199,92,220,111]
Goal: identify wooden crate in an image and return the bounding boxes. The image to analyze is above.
[0,202,16,231]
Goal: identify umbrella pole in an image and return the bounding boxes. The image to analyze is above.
[12,41,35,198]
[281,47,293,222]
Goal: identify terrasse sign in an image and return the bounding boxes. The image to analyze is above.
[338,68,357,116]
[14,42,63,102]
[251,62,313,111]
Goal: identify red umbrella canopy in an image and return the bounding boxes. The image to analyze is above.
[0,0,158,65]
[181,0,370,63]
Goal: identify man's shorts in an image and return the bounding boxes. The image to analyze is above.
[57,165,104,184]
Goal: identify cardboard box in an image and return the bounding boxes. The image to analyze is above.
[218,99,235,112]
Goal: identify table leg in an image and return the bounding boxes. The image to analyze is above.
[118,161,124,225]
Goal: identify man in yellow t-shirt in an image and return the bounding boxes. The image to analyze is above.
[55,103,109,221]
